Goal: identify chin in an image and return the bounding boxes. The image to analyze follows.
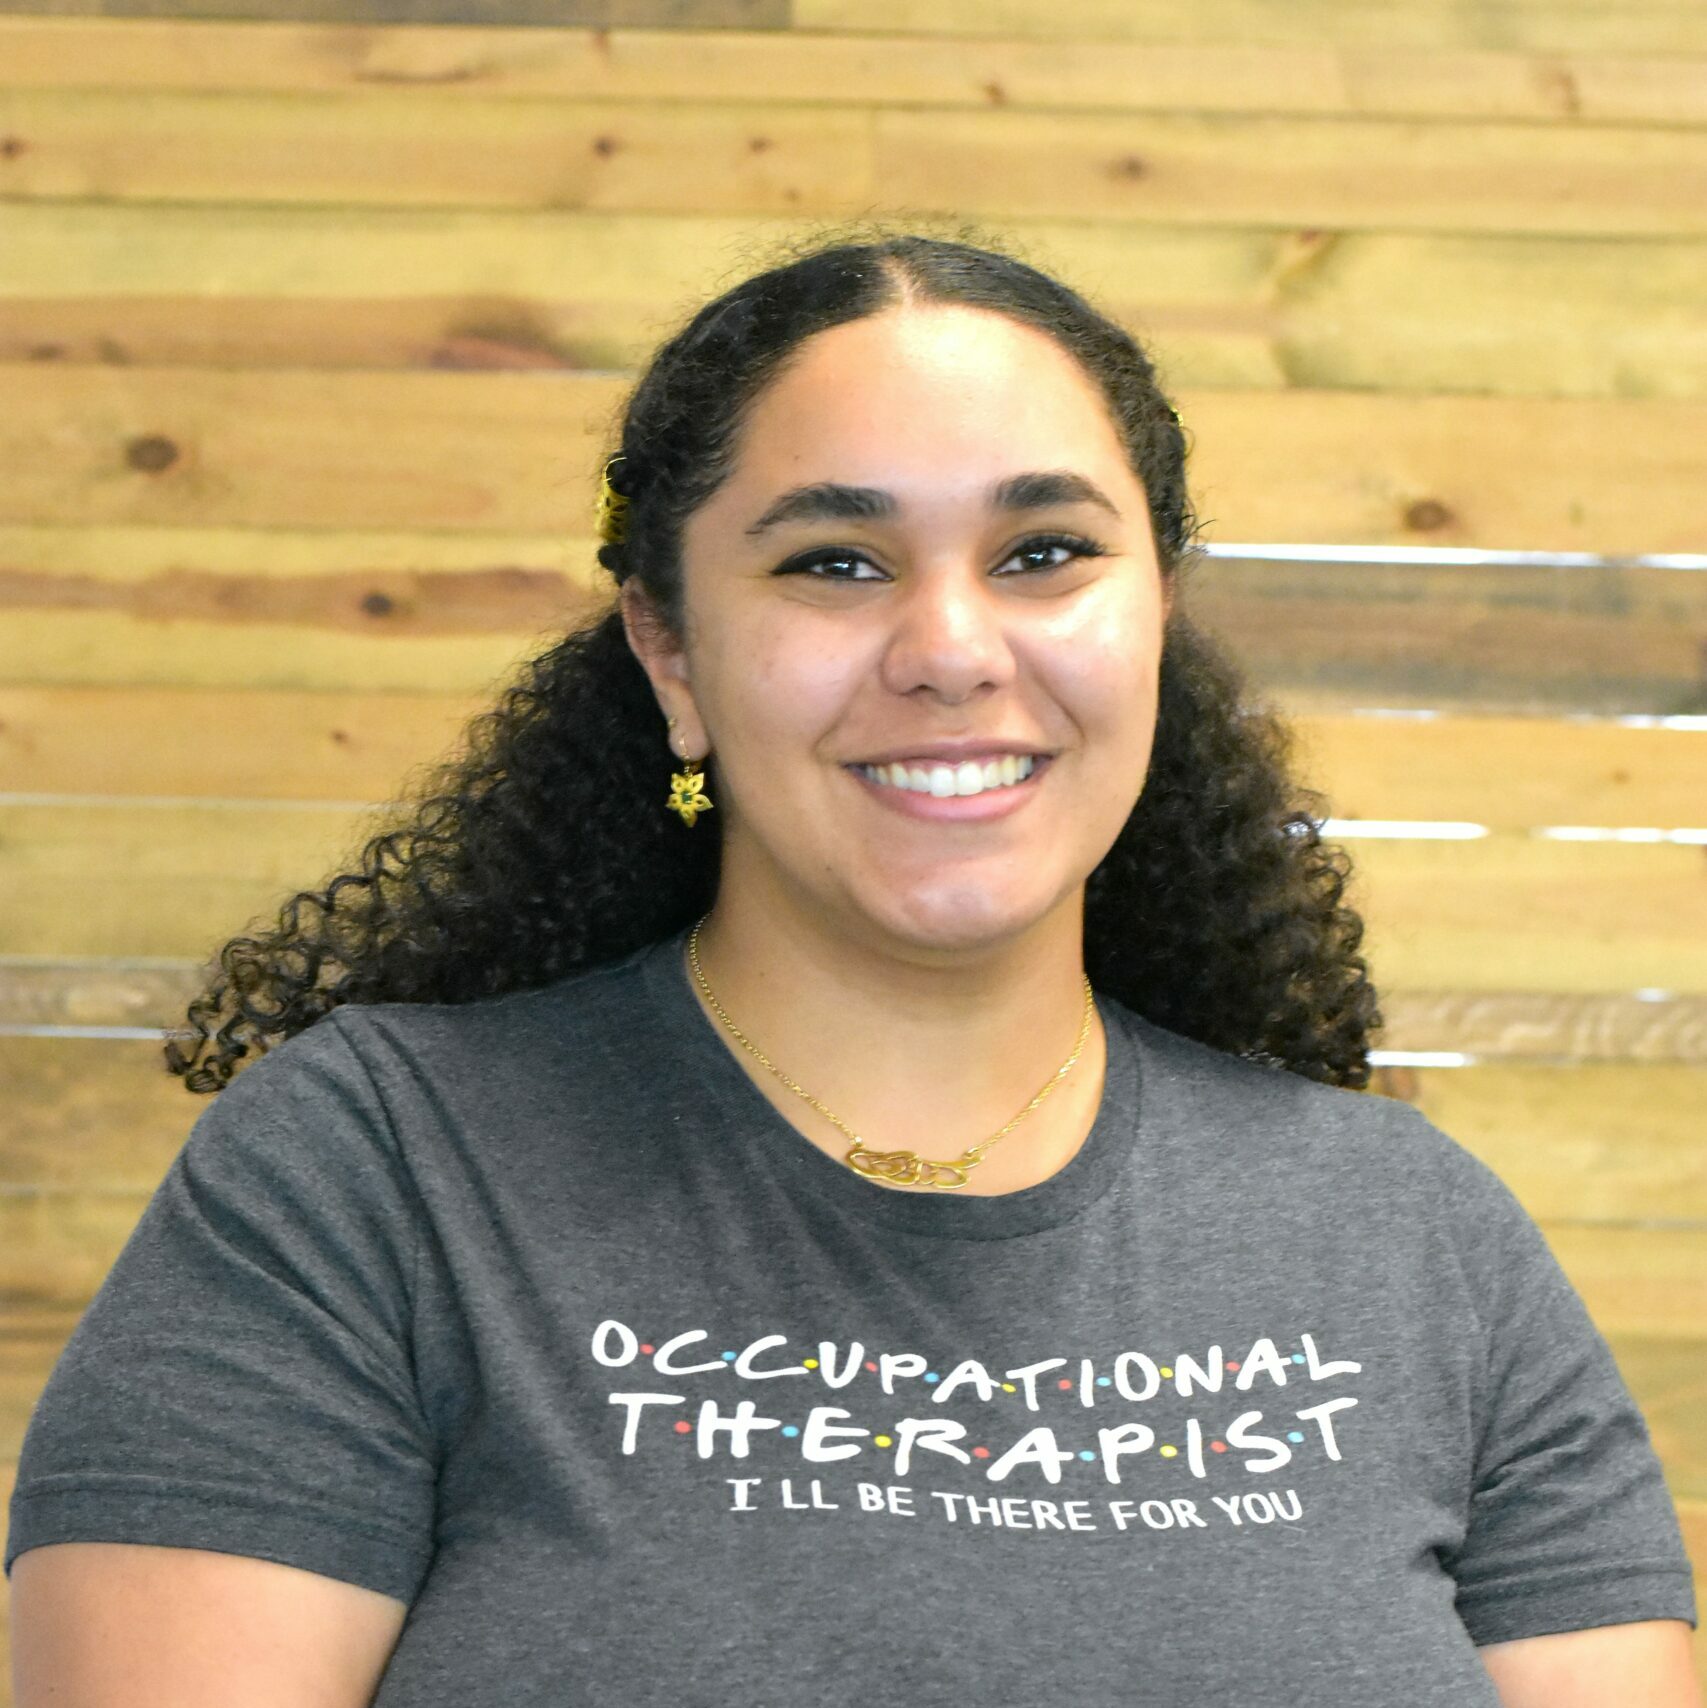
[857,889,1058,954]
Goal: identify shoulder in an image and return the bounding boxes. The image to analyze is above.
[309,936,662,1074]
[232,942,678,1162]
[1106,1000,1485,1208]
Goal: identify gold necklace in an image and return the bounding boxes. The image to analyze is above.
[686,915,1096,1192]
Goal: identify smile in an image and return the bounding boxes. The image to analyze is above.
[842,754,1052,823]
[852,754,1040,798]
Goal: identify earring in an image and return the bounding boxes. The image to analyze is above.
[664,716,713,828]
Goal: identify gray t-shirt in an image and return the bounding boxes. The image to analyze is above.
[7,923,1696,1705]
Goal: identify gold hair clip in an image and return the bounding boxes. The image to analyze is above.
[596,455,631,545]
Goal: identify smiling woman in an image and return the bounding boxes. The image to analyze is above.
[5,220,1697,1707]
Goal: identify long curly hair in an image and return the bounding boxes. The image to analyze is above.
[165,219,1383,1095]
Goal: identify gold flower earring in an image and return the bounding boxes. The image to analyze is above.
[664,715,714,828]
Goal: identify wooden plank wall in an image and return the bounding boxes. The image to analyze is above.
[1,0,1705,1692]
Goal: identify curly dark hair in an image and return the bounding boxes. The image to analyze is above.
[165,218,1383,1096]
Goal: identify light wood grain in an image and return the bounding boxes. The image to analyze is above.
[4,87,1706,236]
[4,204,1704,400]
[2,18,1703,126]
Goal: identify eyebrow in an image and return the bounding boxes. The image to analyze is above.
[743,469,1122,538]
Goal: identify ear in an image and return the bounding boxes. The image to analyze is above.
[619,582,710,759]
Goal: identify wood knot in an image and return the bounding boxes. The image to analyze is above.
[747,135,772,153]
[125,434,179,473]
[1541,64,1582,117]
[0,136,26,160]
[1403,497,1454,532]
[981,81,1007,105]
[361,590,395,617]
[591,134,619,156]
[1112,154,1146,179]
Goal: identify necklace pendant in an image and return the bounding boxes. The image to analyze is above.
[845,1142,972,1191]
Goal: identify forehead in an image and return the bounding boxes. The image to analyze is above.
[735,306,1124,476]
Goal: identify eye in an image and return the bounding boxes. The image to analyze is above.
[771,532,1108,582]
[771,546,887,582]
[995,532,1109,575]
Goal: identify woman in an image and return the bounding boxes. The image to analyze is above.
[7,226,1698,1706]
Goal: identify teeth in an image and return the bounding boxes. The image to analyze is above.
[856,755,1039,796]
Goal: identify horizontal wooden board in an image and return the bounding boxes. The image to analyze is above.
[0,800,1703,988]
[3,369,1704,552]
[1366,992,1707,1063]
[795,0,1707,58]
[0,520,602,693]
[2,18,1704,127]
[3,527,1703,713]
[5,685,1704,832]
[4,204,1706,401]
[0,363,608,534]
[0,88,871,217]
[876,107,1707,240]
[3,88,1706,237]
[1186,556,1707,717]
[1343,837,1707,993]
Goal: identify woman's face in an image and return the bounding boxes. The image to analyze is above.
[626,302,1172,958]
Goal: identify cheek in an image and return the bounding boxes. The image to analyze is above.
[1036,600,1159,734]
[711,621,866,745]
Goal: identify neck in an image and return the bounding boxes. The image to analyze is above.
[683,878,1105,1195]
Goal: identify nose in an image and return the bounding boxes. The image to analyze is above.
[877,561,1018,705]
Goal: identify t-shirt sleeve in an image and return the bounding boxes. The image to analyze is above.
[4,1009,437,1604]
[1426,1120,1698,1645]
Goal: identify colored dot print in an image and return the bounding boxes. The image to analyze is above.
[640,1340,1316,1476]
